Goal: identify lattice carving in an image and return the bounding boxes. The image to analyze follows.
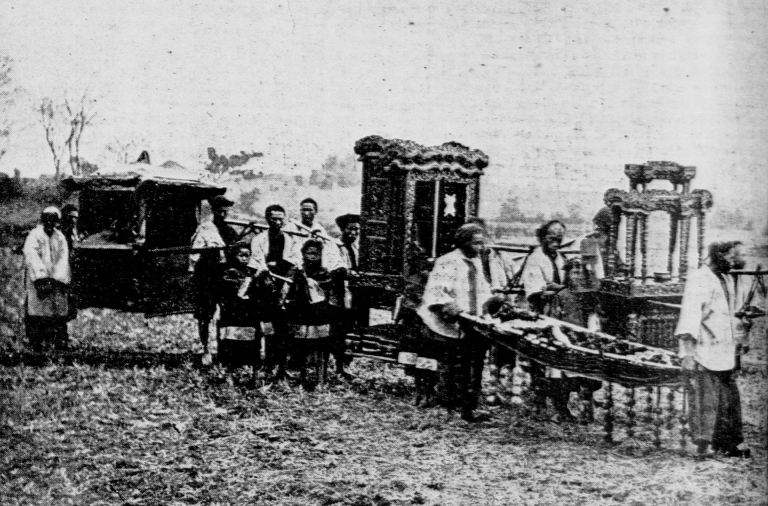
[624,161,697,191]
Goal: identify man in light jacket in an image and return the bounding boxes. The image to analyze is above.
[418,223,500,421]
[675,240,751,458]
[24,207,71,351]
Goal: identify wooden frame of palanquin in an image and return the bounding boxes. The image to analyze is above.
[62,171,226,317]
[349,146,710,449]
[353,136,485,312]
[597,162,713,350]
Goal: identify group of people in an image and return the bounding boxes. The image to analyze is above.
[416,210,754,460]
[22,196,756,458]
[415,217,608,422]
[188,196,363,383]
[22,205,79,351]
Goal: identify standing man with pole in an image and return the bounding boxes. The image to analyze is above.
[249,204,302,380]
[287,197,343,270]
[330,213,364,379]
[676,241,752,458]
[417,223,500,421]
[189,195,238,366]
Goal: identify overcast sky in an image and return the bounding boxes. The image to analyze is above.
[1,0,766,222]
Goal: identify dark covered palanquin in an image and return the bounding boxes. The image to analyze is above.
[598,161,712,349]
[352,135,488,309]
[62,170,226,317]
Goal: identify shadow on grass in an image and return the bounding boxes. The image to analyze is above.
[0,347,200,369]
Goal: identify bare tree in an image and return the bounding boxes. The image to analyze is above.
[0,56,23,165]
[37,91,97,178]
[106,137,146,164]
[204,147,263,181]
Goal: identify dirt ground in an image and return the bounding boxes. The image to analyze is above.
[1,308,767,506]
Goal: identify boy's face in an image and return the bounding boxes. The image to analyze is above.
[234,248,250,267]
[303,246,321,264]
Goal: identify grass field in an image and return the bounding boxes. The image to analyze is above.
[2,235,767,505]
[1,303,767,505]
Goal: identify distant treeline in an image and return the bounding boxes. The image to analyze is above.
[0,173,74,245]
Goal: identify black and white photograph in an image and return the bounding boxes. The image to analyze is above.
[1,1,766,504]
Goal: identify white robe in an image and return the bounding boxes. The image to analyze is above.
[336,239,359,309]
[676,265,747,371]
[247,230,302,273]
[522,246,566,301]
[189,220,226,272]
[23,225,70,317]
[417,249,493,338]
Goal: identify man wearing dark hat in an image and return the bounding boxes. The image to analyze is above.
[329,213,363,378]
[189,194,238,366]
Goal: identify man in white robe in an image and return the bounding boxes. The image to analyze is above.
[418,223,499,421]
[24,207,71,351]
[676,240,751,458]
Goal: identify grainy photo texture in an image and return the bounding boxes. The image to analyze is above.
[1,1,767,505]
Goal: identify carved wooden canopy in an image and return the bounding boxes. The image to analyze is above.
[604,188,713,217]
[354,135,488,175]
[624,161,696,190]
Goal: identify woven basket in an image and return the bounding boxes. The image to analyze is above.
[460,315,682,387]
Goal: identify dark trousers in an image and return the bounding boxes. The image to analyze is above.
[689,366,743,451]
[330,305,367,372]
[458,337,487,412]
[26,315,68,352]
[263,319,291,374]
[422,326,486,414]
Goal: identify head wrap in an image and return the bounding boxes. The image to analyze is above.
[42,206,61,219]
[454,223,485,247]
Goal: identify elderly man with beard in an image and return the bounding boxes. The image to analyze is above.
[418,223,502,421]
[676,241,752,458]
[23,207,71,351]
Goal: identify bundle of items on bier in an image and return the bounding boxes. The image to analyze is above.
[461,305,682,386]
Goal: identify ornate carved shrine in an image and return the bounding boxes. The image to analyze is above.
[598,161,713,349]
[352,135,488,309]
